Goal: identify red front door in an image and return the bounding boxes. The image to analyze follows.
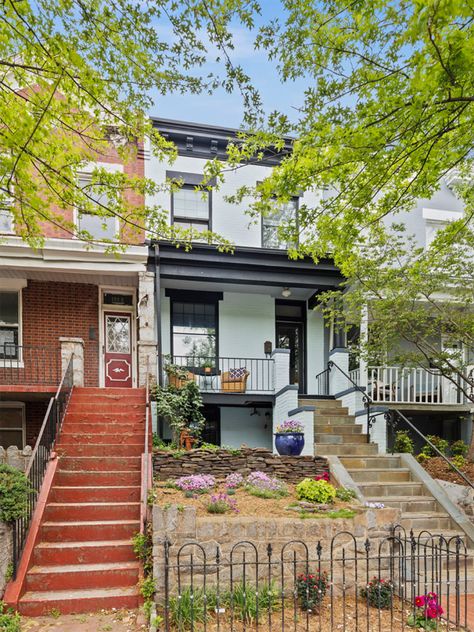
[104,312,133,388]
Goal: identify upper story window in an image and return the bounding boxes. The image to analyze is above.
[171,185,211,233]
[77,174,117,241]
[262,198,298,249]
[0,199,14,234]
[0,291,20,359]
[171,300,217,362]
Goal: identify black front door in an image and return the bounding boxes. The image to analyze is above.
[276,321,305,392]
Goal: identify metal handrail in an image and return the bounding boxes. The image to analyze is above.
[327,360,474,489]
[141,358,152,531]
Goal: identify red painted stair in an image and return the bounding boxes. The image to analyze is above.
[18,387,146,616]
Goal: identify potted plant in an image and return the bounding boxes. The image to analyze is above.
[274,419,305,456]
[164,360,193,389]
[201,360,213,375]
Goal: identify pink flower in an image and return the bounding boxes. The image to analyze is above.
[426,592,438,602]
[427,607,439,619]
[415,596,425,607]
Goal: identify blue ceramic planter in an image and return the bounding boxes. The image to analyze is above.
[274,432,305,456]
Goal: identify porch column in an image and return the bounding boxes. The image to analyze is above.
[137,271,157,387]
[271,348,291,392]
[359,304,369,391]
[59,337,84,387]
[329,347,349,396]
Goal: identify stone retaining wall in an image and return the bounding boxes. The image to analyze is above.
[153,447,329,483]
[152,503,401,598]
[0,521,12,598]
[0,446,32,472]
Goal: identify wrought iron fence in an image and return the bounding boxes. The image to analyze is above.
[0,344,61,385]
[11,354,74,578]
[163,355,275,393]
[157,528,470,631]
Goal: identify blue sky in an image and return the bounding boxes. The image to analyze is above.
[150,3,310,128]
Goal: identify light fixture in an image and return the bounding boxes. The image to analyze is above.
[281,287,292,298]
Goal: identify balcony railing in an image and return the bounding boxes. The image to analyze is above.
[366,366,468,405]
[0,345,62,386]
[163,355,275,394]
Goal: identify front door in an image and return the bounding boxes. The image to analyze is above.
[104,312,133,388]
[276,322,305,392]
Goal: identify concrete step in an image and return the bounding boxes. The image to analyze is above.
[18,585,140,616]
[50,486,141,503]
[339,455,401,469]
[55,470,141,486]
[26,561,140,592]
[357,481,427,496]
[366,496,440,513]
[72,392,145,402]
[57,443,144,457]
[75,387,144,395]
[40,520,140,542]
[400,513,458,531]
[64,413,145,423]
[67,402,145,414]
[317,443,379,456]
[44,502,140,522]
[315,424,362,434]
[33,540,137,566]
[59,456,141,472]
[315,433,369,445]
[348,468,412,483]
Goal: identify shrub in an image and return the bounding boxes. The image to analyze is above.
[174,474,215,493]
[0,603,21,632]
[0,464,33,523]
[296,572,328,611]
[393,430,414,454]
[451,455,467,470]
[132,530,153,576]
[417,452,430,464]
[451,440,469,457]
[335,487,357,502]
[225,472,244,489]
[360,577,394,609]
[296,478,336,504]
[245,471,288,499]
[421,435,449,457]
[206,493,238,514]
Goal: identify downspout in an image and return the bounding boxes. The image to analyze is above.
[154,243,163,387]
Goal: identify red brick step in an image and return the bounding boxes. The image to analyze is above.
[18,586,140,616]
[54,470,141,486]
[40,519,139,542]
[58,443,144,457]
[50,486,141,503]
[58,456,141,471]
[33,540,137,566]
[26,561,140,592]
[44,502,140,522]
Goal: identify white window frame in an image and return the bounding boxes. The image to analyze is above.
[0,197,15,235]
[0,402,26,449]
[0,279,25,368]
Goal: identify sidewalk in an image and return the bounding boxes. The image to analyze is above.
[21,608,147,632]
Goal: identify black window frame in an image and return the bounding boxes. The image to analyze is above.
[261,196,299,250]
[0,290,20,360]
[170,181,213,233]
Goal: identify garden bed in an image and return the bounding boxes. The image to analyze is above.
[420,456,474,486]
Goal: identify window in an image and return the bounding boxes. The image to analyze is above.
[77,174,116,241]
[0,197,14,234]
[0,405,24,449]
[171,300,217,364]
[262,198,298,249]
[0,291,20,359]
[172,185,211,232]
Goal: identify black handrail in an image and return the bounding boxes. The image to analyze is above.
[11,354,74,578]
[315,368,331,396]
[327,360,474,489]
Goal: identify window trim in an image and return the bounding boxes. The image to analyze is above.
[261,196,299,250]
[0,402,26,449]
[171,183,213,232]
[0,287,23,367]
[170,295,219,361]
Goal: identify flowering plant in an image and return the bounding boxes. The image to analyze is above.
[407,592,444,630]
[296,478,336,504]
[360,577,394,609]
[245,471,288,498]
[314,471,330,482]
[275,419,304,433]
[174,474,215,493]
[225,472,244,489]
[206,493,239,514]
[296,572,328,611]
[365,501,385,509]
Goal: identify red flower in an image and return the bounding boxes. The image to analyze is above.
[427,607,439,619]
[415,596,425,607]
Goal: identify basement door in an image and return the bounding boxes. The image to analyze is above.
[104,312,133,388]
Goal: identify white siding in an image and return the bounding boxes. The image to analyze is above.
[220,406,272,449]
[306,308,326,393]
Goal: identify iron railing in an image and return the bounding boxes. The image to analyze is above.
[141,359,152,533]
[0,344,61,385]
[315,368,331,397]
[157,529,470,631]
[11,354,74,578]
[163,355,275,393]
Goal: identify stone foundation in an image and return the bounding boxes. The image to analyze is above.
[153,447,329,484]
[0,521,13,598]
[152,503,401,598]
[0,445,32,472]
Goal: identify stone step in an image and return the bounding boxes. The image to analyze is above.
[316,443,379,456]
[315,433,369,445]
[313,415,357,425]
[400,513,457,531]
[357,481,427,496]
[348,468,412,483]
[313,409,350,418]
[315,424,363,434]
[339,456,401,469]
[366,496,440,513]
[299,398,342,409]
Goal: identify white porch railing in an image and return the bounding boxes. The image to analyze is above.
[363,366,468,405]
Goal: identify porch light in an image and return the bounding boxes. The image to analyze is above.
[281,287,292,298]
[264,340,273,357]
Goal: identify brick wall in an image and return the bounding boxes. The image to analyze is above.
[22,280,100,386]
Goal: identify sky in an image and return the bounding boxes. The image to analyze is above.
[150,2,311,129]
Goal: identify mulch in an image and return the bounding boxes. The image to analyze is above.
[421,456,474,486]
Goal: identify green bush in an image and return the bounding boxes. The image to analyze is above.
[360,577,394,609]
[296,572,328,611]
[393,430,414,454]
[0,464,33,523]
[451,440,469,458]
[0,603,21,632]
[451,455,467,470]
[335,487,357,502]
[421,435,449,457]
[295,479,336,504]
[417,453,430,464]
